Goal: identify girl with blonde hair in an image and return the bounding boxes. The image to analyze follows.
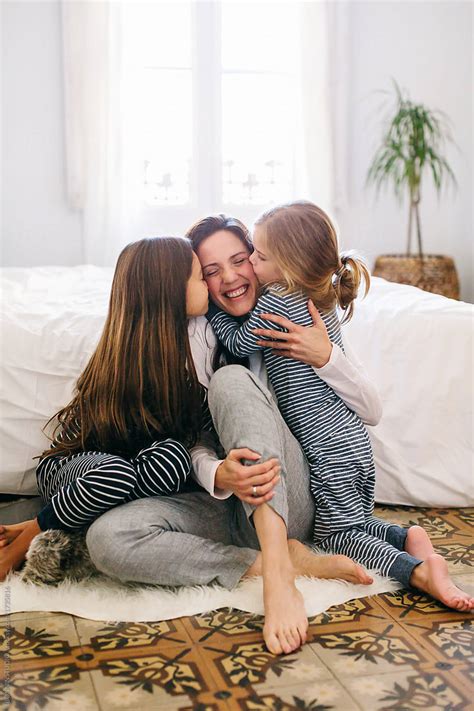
[207,200,473,627]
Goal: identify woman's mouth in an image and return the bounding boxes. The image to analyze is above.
[222,285,249,300]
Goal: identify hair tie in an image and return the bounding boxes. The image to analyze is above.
[334,263,345,279]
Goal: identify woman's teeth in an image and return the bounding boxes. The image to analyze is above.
[225,285,248,299]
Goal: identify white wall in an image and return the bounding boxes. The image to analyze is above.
[338,0,473,302]
[1,1,472,300]
[1,0,82,266]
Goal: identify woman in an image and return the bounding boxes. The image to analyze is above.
[85,215,381,656]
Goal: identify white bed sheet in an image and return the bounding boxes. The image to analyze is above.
[1,266,472,506]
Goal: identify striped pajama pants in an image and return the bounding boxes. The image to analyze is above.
[36,439,191,532]
[308,422,421,586]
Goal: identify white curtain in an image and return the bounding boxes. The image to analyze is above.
[296,1,350,221]
[296,1,334,214]
[62,0,142,265]
[62,0,343,264]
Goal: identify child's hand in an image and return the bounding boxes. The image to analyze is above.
[251,300,332,368]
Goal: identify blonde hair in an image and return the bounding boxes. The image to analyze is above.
[254,200,370,323]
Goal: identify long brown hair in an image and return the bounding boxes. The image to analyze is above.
[186,214,253,370]
[255,201,370,323]
[42,237,203,458]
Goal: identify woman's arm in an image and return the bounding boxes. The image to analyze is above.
[252,299,382,426]
[188,316,280,502]
[207,291,287,359]
[190,435,280,504]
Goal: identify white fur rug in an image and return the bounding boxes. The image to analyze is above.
[0,572,401,622]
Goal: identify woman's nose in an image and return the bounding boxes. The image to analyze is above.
[221,266,237,283]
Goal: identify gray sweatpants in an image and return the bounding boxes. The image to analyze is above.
[86,365,315,590]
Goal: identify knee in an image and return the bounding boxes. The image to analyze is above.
[208,365,254,409]
[86,508,129,578]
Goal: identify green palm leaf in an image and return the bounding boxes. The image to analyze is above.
[366,80,457,255]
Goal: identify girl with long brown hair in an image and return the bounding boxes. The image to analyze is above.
[0,236,209,580]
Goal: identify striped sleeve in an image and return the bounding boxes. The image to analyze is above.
[207,290,288,358]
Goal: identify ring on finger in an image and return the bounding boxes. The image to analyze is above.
[252,485,258,497]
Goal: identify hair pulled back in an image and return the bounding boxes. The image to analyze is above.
[255,200,370,323]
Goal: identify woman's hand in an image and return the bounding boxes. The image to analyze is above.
[252,299,333,368]
[215,448,281,505]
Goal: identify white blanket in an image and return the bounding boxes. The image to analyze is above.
[0,572,400,622]
[344,278,473,507]
[1,266,472,506]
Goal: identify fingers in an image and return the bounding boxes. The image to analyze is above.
[228,448,261,462]
[307,299,327,332]
[256,339,293,351]
[258,313,303,331]
[251,327,291,341]
[249,466,281,488]
[237,458,280,478]
[247,474,280,498]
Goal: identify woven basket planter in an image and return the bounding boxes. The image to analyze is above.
[373,254,460,300]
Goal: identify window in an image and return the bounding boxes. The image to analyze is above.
[123,2,301,218]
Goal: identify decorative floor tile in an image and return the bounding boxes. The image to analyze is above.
[197,642,333,692]
[432,541,473,575]
[88,649,214,711]
[375,587,474,622]
[1,614,81,668]
[74,618,191,652]
[450,508,474,532]
[373,506,472,543]
[452,572,474,597]
[307,596,387,630]
[183,609,264,645]
[341,668,471,710]
[309,620,436,676]
[233,679,360,710]
[3,665,99,711]
[1,506,473,710]
[402,618,474,664]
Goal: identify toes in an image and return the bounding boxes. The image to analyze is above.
[279,630,294,655]
[297,621,308,646]
[264,631,282,656]
[286,628,301,651]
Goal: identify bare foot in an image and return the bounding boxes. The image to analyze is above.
[0,519,42,580]
[242,553,262,579]
[263,564,308,655]
[0,521,33,548]
[405,525,435,559]
[410,554,474,611]
[288,539,373,585]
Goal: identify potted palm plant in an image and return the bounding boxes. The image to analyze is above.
[367,81,459,299]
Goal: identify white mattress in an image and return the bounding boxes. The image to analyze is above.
[1,266,473,506]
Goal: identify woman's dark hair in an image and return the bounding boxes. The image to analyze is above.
[41,237,203,459]
[186,214,253,371]
[186,213,253,253]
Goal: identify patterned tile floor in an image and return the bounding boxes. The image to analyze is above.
[1,506,473,710]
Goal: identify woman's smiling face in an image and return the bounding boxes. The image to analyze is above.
[195,230,259,317]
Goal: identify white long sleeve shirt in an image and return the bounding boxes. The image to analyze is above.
[188,316,382,499]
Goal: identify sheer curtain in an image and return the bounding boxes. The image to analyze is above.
[62,0,142,265]
[62,1,343,266]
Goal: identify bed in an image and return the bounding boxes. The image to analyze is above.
[1,266,472,507]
